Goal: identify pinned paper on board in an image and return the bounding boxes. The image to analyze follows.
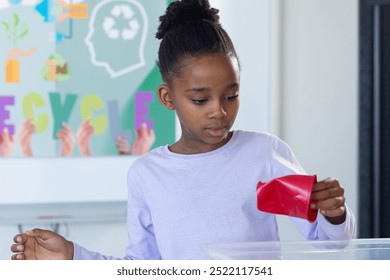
[0,0,175,158]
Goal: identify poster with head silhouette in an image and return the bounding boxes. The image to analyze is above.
[0,0,175,157]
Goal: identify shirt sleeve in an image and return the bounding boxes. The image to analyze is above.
[269,135,306,176]
[289,206,357,240]
[73,164,161,260]
[269,135,357,240]
[123,166,161,259]
[73,243,119,260]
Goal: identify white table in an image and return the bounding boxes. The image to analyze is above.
[203,238,390,260]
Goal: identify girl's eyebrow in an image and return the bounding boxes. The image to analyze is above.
[227,83,239,90]
[184,83,239,93]
[185,87,210,93]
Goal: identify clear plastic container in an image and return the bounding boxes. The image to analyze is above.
[203,238,390,260]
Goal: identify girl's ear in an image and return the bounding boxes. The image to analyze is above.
[157,84,175,110]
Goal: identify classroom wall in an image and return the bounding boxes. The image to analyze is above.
[275,0,359,239]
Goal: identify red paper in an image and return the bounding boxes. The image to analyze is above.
[256,174,318,223]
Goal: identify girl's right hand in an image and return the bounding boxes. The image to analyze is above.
[10,228,74,260]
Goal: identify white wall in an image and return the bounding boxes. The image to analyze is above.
[0,157,132,259]
[275,0,359,240]
[210,0,272,132]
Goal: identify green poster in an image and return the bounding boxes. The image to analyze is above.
[0,0,175,157]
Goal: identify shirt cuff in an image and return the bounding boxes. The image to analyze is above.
[317,206,357,240]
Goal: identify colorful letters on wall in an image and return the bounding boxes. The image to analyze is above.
[0,0,175,157]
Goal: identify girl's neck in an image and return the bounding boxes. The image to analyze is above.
[168,131,233,155]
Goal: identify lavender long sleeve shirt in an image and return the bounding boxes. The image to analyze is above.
[74,130,356,259]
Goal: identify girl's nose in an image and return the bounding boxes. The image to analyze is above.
[208,101,227,119]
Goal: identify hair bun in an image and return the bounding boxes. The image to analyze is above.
[156,0,220,39]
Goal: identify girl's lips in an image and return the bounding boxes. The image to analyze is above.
[205,126,228,137]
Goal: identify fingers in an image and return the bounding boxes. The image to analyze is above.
[18,124,35,142]
[78,118,92,130]
[139,122,148,135]
[59,122,72,134]
[24,228,52,240]
[18,118,35,156]
[0,128,15,156]
[11,253,26,260]
[312,196,345,215]
[12,228,52,243]
[311,177,341,192]
[320,205,346,218]
[1,128,10,141]
[11,228,68,260]
[310,186,344,202]
[133,123,155,155]
[76,118,94,156]
[77,119,94,143]
[10,243,25,254]
[11,233,28,259]
[136,123,154,139]
[2,128,14,146]
[311,177,346,219]
[116,136,131,155]
[77,126,94,143]
[148,128,156,141]
[13,233,27,244]
[18,117,35,132]
[311,178,344,199]
[58,122,75,156]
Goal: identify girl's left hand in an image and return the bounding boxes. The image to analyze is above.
[310,178,346,224]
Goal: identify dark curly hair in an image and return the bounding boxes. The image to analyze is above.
[156,0,239,86]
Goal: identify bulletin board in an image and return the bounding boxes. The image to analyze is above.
[0,0,175,158]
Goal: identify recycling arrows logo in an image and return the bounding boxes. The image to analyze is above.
[103,5,140,40]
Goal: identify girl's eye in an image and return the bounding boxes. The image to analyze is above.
[192,99,208,105]
[225,95,239,102]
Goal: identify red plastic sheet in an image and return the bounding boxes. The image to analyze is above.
[256,174,318,223]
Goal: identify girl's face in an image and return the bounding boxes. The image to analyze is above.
[158,53,240,154]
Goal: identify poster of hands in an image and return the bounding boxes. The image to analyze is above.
[0,0,175,157]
